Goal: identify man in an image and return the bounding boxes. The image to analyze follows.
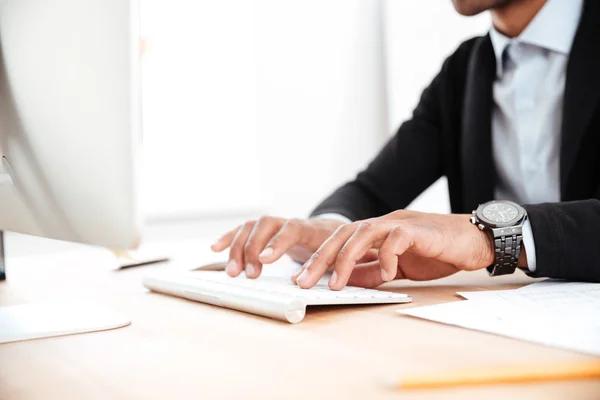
[212,0,600,289]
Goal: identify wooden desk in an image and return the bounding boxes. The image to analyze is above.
[1,249,599,400]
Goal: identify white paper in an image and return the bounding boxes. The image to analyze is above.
[495,283,600,315]
[401,281,600,356]
[457,279,568,300]
[515,279,568,291]
[0,302,131,344]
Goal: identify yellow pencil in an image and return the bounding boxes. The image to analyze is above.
[397,360,600,390]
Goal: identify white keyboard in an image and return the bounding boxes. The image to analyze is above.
[143,271,411,323]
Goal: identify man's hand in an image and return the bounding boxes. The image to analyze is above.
[292,211,496,290]
[211,217,345,279]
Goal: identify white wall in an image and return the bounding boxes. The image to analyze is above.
[140,0,491,221]
[253,0,389,217]
[384,0,490,213]
[140,0,261,220]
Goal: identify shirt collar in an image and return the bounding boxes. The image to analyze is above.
[489,0,584,77]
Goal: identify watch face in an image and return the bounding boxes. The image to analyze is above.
[476,201,525,227]
[482,202,519,223]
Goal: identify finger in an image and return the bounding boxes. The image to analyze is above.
[357,248,379,264]
[378,225,413,283]
[211,227,239,252]
[386,222,414,255]
[243,217,284,278]
[295,223,356,289]
[291,263,306,285]
[346,261,385,288]
[330,221,393,290]
[258,219,306,264]
[226,221,255,277]
[291,228,378,285]
[346,261,406,288]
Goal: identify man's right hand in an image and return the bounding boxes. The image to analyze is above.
[210,217,344,279]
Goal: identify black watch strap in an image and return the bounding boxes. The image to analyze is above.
[486,233,523,276]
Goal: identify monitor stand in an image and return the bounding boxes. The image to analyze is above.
[0,232,132,344]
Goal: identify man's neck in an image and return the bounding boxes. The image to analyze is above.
[491,0,547,38]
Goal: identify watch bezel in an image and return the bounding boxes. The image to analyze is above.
[475,200,526,228]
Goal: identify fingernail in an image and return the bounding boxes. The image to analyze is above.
[226,260,238,275]
[329,271,338,286]
[259,247,273,259]
[381,269,390,282]
[296,269,309,285]
[245,263,256,277]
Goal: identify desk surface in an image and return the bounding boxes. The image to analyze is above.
[1,246,599,400]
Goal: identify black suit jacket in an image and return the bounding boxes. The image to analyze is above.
[312,0,600,282]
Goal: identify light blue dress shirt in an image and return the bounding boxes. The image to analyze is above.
[319,0,584,274]
[489,0,583,271]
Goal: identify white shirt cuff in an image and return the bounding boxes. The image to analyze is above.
[522,218,537,272]
[313,213,352,224]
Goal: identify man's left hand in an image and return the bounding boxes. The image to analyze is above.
[292,210,497,290]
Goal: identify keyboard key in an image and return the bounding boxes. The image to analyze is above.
[180,271,409,302]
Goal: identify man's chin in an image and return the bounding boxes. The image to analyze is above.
[451,0,513,16]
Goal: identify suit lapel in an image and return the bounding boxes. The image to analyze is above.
[560,0,600,195]
[461,35,496,212]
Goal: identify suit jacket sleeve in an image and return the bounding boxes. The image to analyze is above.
[524,198,600,283]
[311,61,450,221]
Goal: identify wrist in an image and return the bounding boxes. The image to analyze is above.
[465,214,495,269]
[470,201,528,275]
[480,229,495,268]
[518,245,528,269]
[477,228,529,270]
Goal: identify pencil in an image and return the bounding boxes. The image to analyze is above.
[397,360,600,390]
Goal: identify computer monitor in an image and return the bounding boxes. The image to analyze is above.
[0,0,142,281]
[0,0,140,342]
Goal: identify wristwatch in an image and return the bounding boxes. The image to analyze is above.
[470,200,527,276]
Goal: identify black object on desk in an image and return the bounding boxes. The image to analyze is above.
[0,231,5,280]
